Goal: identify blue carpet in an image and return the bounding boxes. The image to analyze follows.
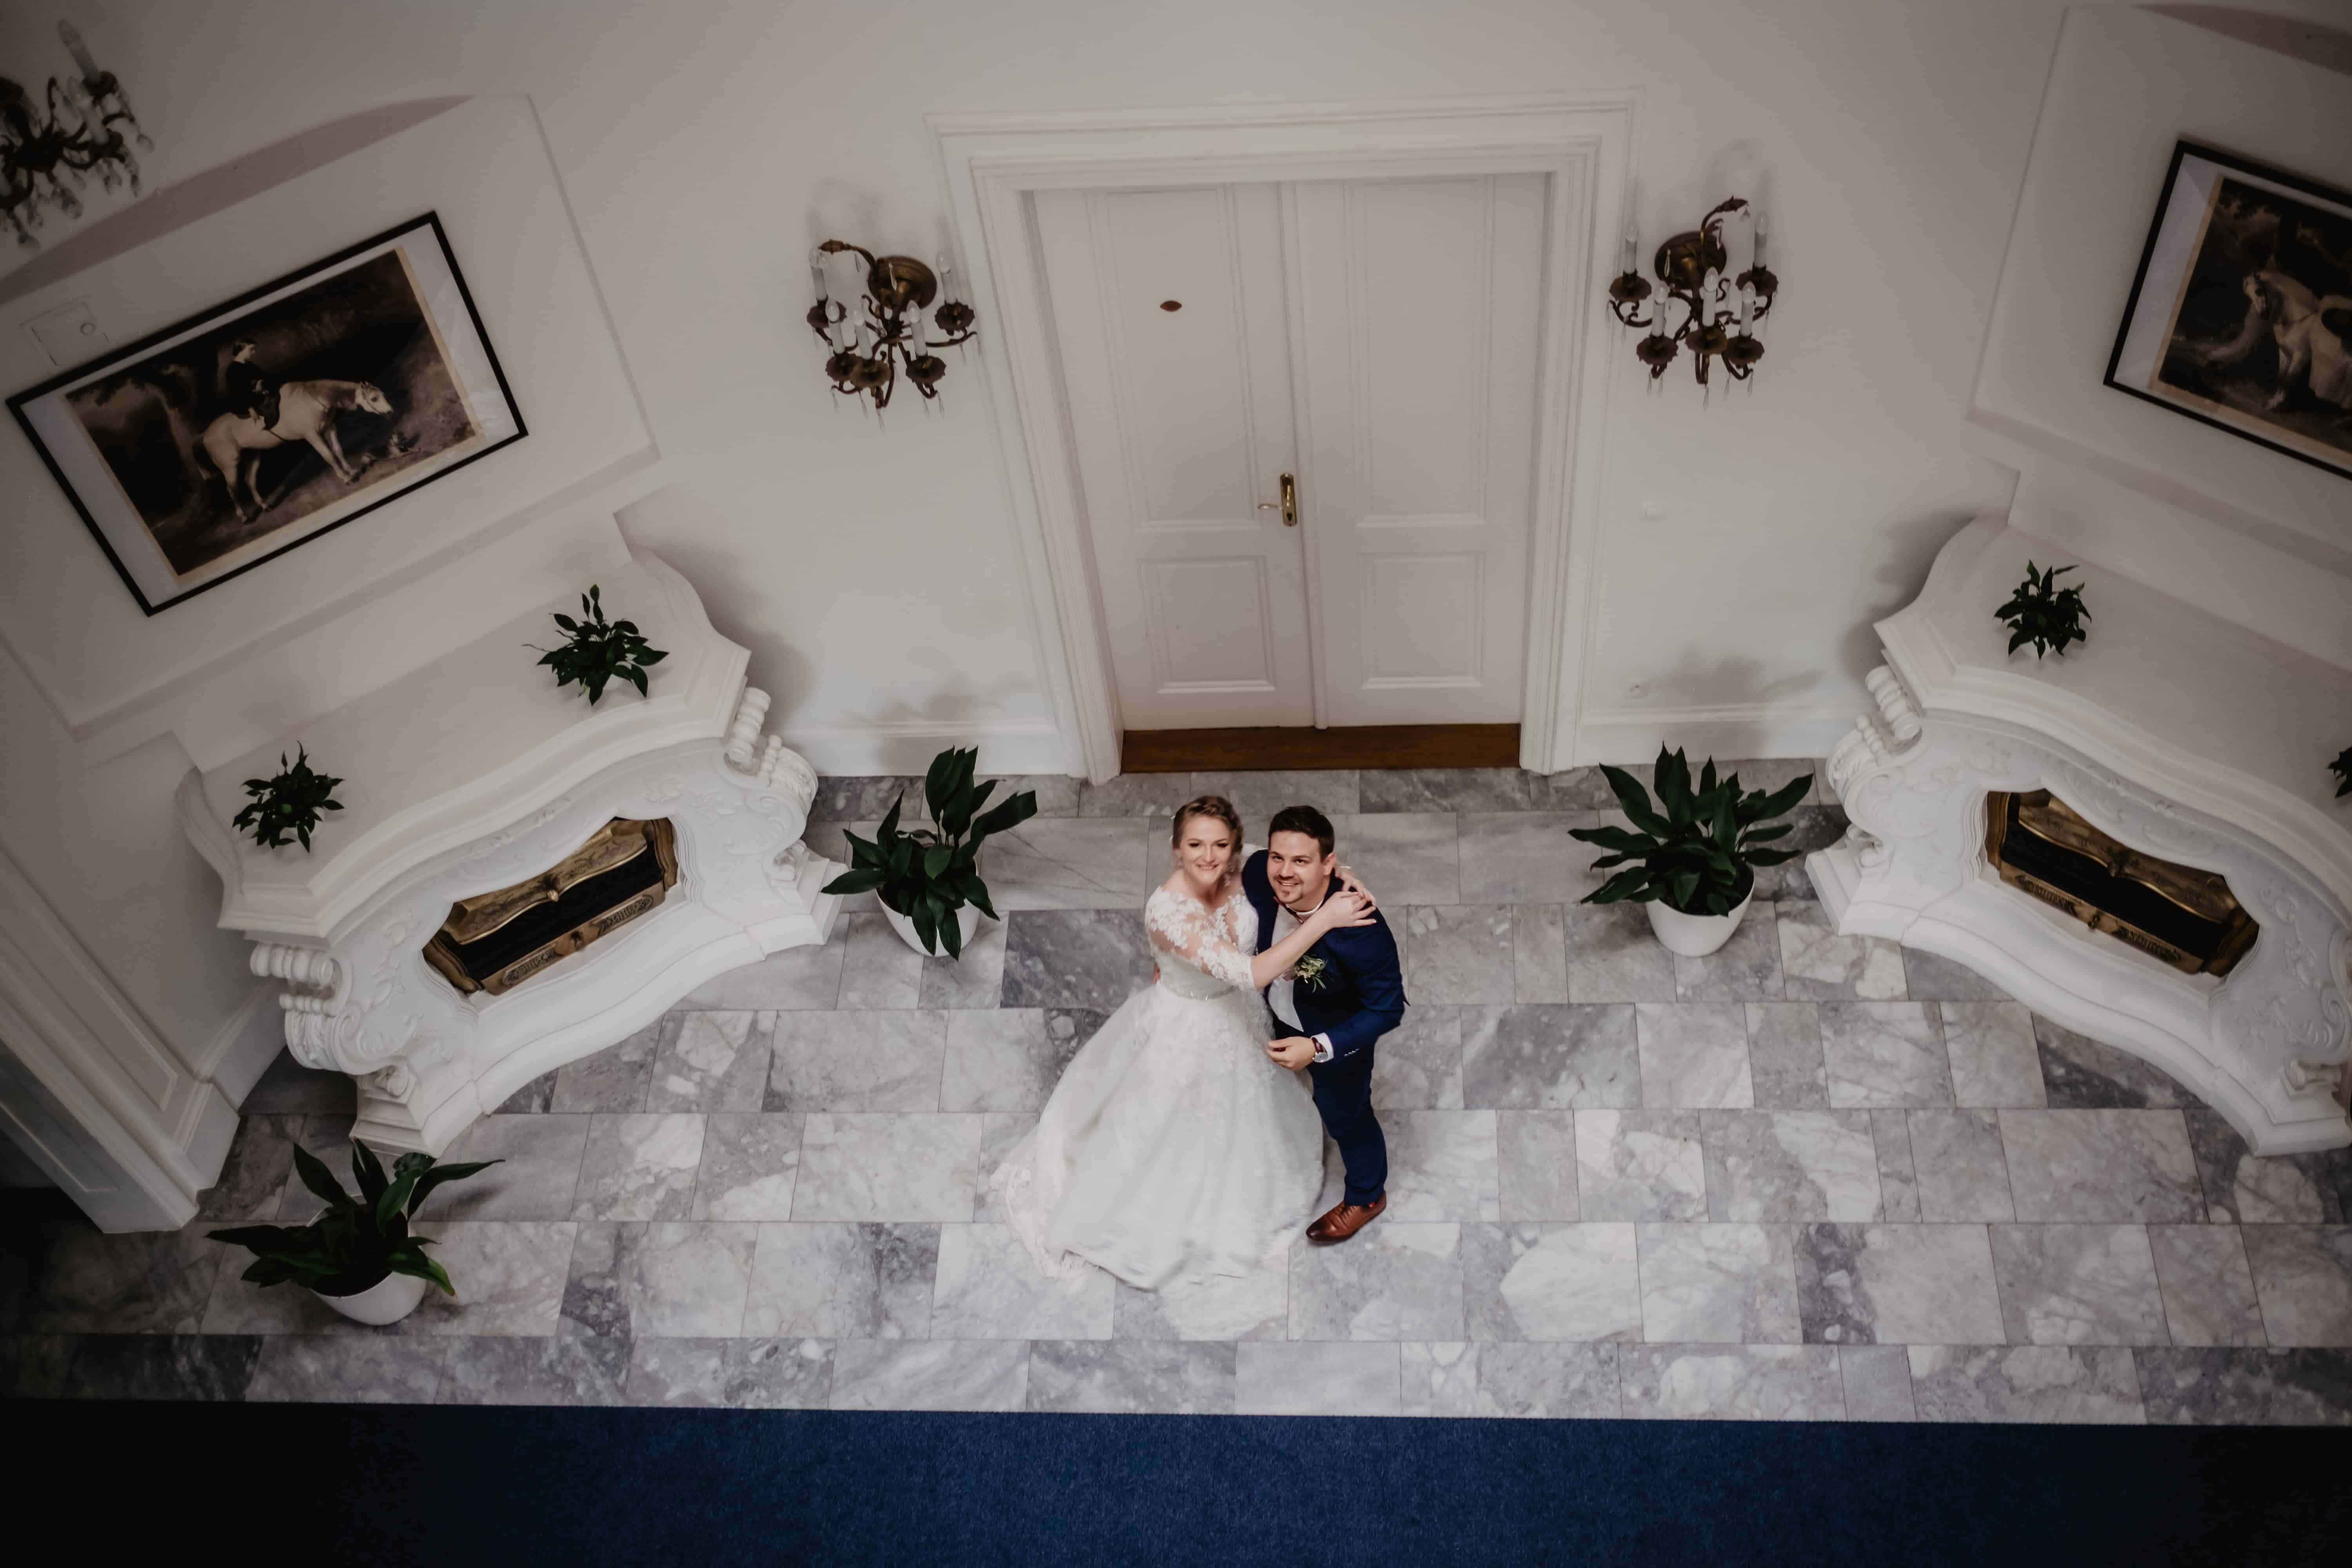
[23,1404,2350,1564]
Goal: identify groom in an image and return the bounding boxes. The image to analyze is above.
[1242,805,1408,1244]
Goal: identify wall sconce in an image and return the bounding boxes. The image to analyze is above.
[1,21,154,251]
[806,240,978,414]
[1608,198,1777,397]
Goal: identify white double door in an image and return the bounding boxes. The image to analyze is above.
[1036,174,1545,730]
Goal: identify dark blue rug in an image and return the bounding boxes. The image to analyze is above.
[22,1403,2349,1564]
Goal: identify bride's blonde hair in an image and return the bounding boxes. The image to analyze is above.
[1170,795,1244,884]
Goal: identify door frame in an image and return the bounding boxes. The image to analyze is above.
[933,94,1635,781]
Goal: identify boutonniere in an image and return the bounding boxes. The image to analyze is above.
[1289,955,1329,991]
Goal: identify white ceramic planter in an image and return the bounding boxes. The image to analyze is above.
[1645,888,1753,957]
[312,1269,429,1326]
[882,901,987,958]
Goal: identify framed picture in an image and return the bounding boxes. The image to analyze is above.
[2105,141,2352,483]
[8,213,524,614]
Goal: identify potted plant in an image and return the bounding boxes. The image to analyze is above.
[208,1141,500,1326]
[1568,748,1811,957]
[233,746,344,852]
[533,583,668,703]
[1994,561,2090,659]
[822,746,1038,957]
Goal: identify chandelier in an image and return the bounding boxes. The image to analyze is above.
[1608,197,1776,396]
[1,21,152,251]
[805,240,978,414]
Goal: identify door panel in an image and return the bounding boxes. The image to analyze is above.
[1034,184,1314,729]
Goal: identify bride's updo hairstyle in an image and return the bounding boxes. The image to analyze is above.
[1170,795,1244,882]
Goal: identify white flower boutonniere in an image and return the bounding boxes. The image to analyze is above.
[1289,955,1329,992]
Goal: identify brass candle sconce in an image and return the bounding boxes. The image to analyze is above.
[1607,197,1777,397]
[806,240,978,414]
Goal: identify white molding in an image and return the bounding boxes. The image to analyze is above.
[778,716,1067,779]
[1570,704,1857,767]
[934,93,1635,781]
[196,976,288,1109]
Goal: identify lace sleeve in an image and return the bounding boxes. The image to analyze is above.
[1146,889,1257,990]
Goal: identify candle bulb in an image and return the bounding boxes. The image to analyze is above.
[1754,209,1769,272]
[1738,282,1754,337]
[1622,222,1639,277]
[936,255,958,305]
[1700,267,1718,327]
[58,21,99,79]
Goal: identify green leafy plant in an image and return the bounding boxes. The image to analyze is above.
[232,746,344,852]
[534,584,668,703]
[1568,748,1813,916]
[1995,561,2091,659]
[209,1142,500,1298]
[821,746,1038,957]
[2332,746,2351,800]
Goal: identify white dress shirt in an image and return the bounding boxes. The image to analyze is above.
[1267,890,1337,1063]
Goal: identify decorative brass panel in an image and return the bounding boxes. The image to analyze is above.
[423,818,679,997]
[1984,791,2257,978]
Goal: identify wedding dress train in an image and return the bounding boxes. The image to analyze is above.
[992,884,1327,1289]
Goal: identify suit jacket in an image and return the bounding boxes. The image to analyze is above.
[1240,849,1407,1062]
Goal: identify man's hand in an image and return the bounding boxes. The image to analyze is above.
[1267,1036,1317,1071]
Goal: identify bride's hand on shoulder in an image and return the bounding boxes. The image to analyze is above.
[1334,864,1379,916]
[1311,888,1378,932]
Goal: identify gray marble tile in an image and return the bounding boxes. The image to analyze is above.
[932,1222,1114,1339]
[1384,1110,1500,1222]
[1113,1264,1289,1342]
[198,1247,356,1336]
[1701,1110,1881,1222]
[1373,1005,1463,1110]
[941,1009,1081,1115]
[1575,1110,1706,1222]
[972,1112,1039,1224]
[1498,1111,1579,1221]
[1193,769,1360,831]
[1744,1003,1829,1109]
[1907,1344,2144,1423]
[764,1010,946,1112]
[2185,1107,2343,1225]
[810,775,922,822]
[399,1221,577,1336]
[248,1336,447,1404]
[2149,1225,2268,1347]
[2000,1110,2203,1224]
[1406,906,1519,1005]
[1562,904,1679,1004]
[1872,1110,1920,1223]
[431,1114,591,1221]
[438,1334,630,1406]
[919,917,1009,1009]
[1840,1344,1918,1422]
[1027,1338,1237,1414]
[62,1334,261,1401]
[985,773,1082,818]
[1797,1223,2004,1346]
[1991,1223,2168,1346]
[623,1336,833,1408]
[1620,1344,1844,1421]
[1636,1002,1754,1109]
[1078,772,1196,819]
[1459,813,1608,903]
[794,1113,981,1222]
[1775,901,1907,1001]
[2243,1226,2352,1347]
[742,1222,936,1339]
[569,1220,757,1339]
[241,1049,356,1116]
[1461,1003,1638,1109]
[1474,1340,1623,1417]
[1907,1109,2014,1223]
[272,1112,356,1221]
[1361,768,1539,813]
[688,1113,801,1221]
[831,1338,1029,1412]
[1403,1340,1481,1416]
[986,818,1153,911]
[23,1225,219,1334]
[1750,806,1846,901]
[1290,1221,1466,1341]
[1940,1002,2045,1109]
[1534,764,1633,812]
[1637,1223,1801,1344]
[571,1114,705,1221]
[549,1016,669,1112]
[495,1072,558,1114]
[1820,1003,1952,1108]
[1464,1222,1640,1342]
[1514,903,1570,1003]
[1335,813,1460,906]
[0,1334,74,1399]
[2135,1347,2352,1426]
[1901,947,2014,1003]
[835,913,927,1008]
[1671,906,1785,1002]
[198,1113,301,1221]
[1001,909,1153,1011]
[1234,1340,1402,1415]
[678,936,846,1011]
[2034,1016,2193,1109]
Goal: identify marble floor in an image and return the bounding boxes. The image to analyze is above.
[5,764,2351,1424]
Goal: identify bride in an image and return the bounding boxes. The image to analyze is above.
[993,794,1378,1289]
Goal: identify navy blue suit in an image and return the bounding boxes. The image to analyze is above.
[1241,849,1408,1205]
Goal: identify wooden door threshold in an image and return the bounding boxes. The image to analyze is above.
[1120,724,1519,772]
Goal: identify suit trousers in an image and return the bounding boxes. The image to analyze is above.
[1291,1038,1386,1205]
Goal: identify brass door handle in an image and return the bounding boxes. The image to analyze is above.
[1256,473,1299,526]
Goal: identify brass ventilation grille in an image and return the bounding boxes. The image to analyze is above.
[423,818,679,997]
[1984,790,2256,978]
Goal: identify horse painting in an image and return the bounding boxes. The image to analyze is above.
[201,378,394,520]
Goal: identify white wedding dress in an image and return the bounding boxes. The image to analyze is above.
[993,883,1327,1289]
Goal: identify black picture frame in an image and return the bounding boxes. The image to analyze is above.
[8,212,526,615]
[2102,140,2352,484]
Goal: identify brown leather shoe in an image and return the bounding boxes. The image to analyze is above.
[1307,1193,1386,1244]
